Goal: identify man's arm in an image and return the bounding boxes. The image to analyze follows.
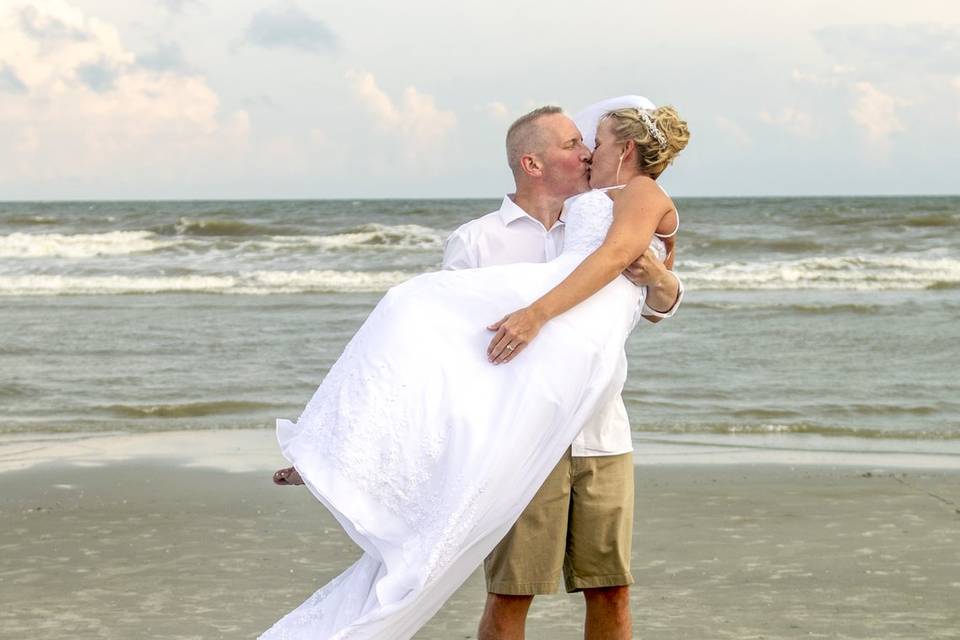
[622,248,684,325]
[441,227,478,270]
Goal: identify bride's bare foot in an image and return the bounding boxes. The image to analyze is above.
[272,466,304,486]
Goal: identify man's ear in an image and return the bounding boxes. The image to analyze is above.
[520,154,542,177]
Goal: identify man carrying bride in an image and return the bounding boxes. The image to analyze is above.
[442,97,683,640]
[265,95,690,640]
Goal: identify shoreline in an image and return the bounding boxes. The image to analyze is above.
[2,454,957,638]
[2,427,959,475]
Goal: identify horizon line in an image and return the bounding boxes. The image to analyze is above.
[2,192,959,203]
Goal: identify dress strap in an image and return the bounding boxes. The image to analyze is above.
[597,183,678,237]
[655,210,679,238]
[652,183,678,238]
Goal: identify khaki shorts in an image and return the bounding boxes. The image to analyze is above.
[484,448,634,594]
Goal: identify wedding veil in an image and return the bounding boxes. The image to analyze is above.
[572,95,656,151]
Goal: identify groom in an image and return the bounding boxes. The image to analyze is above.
[442,105,683,639]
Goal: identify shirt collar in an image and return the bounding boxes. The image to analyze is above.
[498,194,564,230]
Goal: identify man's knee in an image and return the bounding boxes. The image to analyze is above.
[478,593,534,640]
[583,585,630,612]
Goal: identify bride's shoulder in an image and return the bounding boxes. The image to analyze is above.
[621,176,672,206]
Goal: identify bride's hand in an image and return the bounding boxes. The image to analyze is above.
[486,306,546,365]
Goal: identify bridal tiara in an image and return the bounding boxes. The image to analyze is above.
[637,109,668,149]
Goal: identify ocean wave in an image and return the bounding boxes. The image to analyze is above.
[163,217,300,237]
[648,423,960,440]
[0,383,31,398]
[682,255,960,291]
[693,236,824,253]
[683,301,885,314]
[927,281,960,290]
[0,270,415,295]
[900,214,960,228]
[0,231,176,258]
[0,223,446,260]
[298,223,444,250]
[2,215,60,225]
[103,400,274,418]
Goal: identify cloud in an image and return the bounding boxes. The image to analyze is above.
[346,69,457,168]
[815,24,960,76]
[241,94,278,110]
[0,0,248,184]
[482,101,510,120]
[18,3,88,42]
[849,82,909,144]
[0,63,27,93]
[136,42,189,73]
[159,0,201,13]
[714,115,752,148]
[760,107,815,137]
[791,65,856,88]
[75,57,119,91]
[244,2,336,54]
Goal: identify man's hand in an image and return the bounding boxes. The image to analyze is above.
[486,306,546,365]
[623,246,680,324]
[662,235,675,270]
[622,247,671,287]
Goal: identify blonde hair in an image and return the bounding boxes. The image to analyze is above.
[505,105,563,177]
[602,105,689,178]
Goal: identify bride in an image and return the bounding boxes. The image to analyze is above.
[261,98,690,639]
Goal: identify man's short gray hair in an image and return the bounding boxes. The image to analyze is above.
[505,105,563,177]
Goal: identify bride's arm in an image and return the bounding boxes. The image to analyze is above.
[487,176,671,364]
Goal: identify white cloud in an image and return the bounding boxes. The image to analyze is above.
[159,0,201,13]
[346,69,457,169]
[481,101,510,120]
[849,82,909,144]
[816,24,960,77]
[715,115,752,148]
[760,107,815,137]
[0,0,248,183]
[244,2,337,54]
[791,65,857,88]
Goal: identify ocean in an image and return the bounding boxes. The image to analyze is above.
[1,197,958,458]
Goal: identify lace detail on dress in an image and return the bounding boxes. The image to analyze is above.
[561,190,666,261]
[297,327,446,534]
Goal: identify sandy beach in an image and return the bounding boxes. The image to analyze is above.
[1,429,958,639]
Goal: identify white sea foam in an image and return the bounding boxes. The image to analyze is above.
[0,224,444,259]
[265,224,444,251]
[0,270,415,295]
[682,255,960,291]
[3,251,957,294]
[0,231,175,258]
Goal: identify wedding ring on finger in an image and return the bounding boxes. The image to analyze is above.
[505,344,516,352]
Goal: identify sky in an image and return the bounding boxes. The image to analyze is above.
[1,0,958,199]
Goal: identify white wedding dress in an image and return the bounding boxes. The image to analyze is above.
[261,187,666,639]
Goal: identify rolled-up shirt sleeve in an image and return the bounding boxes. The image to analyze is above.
[441,228,478,270]
[640,271,685,319]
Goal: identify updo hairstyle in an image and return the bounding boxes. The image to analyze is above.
[603,105,690,178]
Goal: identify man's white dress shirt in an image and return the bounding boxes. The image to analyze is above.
[442,194,683,458]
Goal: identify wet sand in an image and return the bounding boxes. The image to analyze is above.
[1,432,958,639]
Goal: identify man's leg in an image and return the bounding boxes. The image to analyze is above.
[478,594,534,640]
[563,452,635,640]
[478,450,573,639]
[583,585,632,640]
